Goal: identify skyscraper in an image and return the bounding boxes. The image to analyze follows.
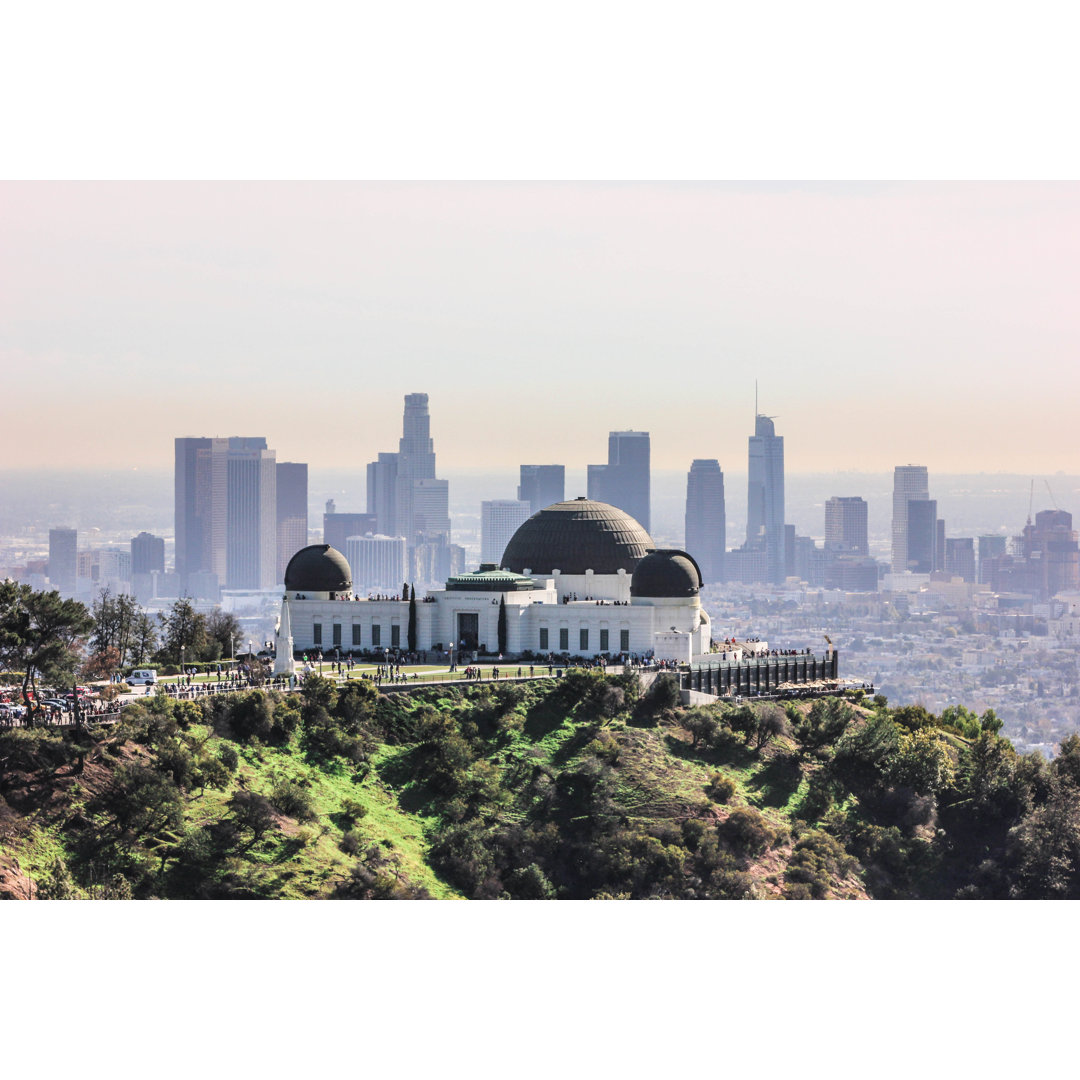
[367,394,451,583]
[684,459,726,584]
[130,531,165,575]
[746,415,785,583]
[48,527,77,596]
[824,497,869,556]
[906,498,938,573]
[587,430,650,530]
[225,439,277,589]
[891,465,930,572]
[276,462,308,583]
[482,500,532,565]
[518,465,565,515]
[175,436,277,594]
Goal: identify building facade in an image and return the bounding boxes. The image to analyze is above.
[746,415,785,584]
[276,462,308,585]
[518,465,565,515]
[481,500,532,565]
[824,496,869,557]
[684,459,726,584]
[48,527,77,596]
[587,431,650,532]
[891,465,930,573]
[276,499,711,667]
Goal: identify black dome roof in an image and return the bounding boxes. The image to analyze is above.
[284,545,352,592]
[500,498,654,575]
[630,550,702,598]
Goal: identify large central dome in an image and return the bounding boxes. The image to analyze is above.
[500,498,654,575]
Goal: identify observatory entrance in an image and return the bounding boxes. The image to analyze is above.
[457,613,479,652]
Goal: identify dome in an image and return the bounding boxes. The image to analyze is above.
[500,498,654,575]
[284,545,352,593]
[630,549,702,598]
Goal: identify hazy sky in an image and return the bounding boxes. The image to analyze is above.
[1,181,1076,476]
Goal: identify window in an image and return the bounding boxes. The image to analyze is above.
[559,628,569,651]
[352,624,362,647]
[580,628,589,651]
[371,624,381,647]
[391,624,400,647]
[332,623,342,647]
[620,629,630,652]
[599,629,609,652]
[539,627,548,650]
[313,623,322,645]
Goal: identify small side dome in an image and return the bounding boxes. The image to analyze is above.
[630,550,702,598]
[284,545,352,593]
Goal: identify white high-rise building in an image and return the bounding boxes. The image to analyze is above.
[481,500,531,565]
[345,534,408,595]
[891,465,930,572]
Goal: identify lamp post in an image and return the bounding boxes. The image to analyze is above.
[180,644,185,688]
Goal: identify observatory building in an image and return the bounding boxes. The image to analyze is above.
[274,499,711,672]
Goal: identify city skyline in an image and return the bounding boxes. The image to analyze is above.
[2,182,1078,475]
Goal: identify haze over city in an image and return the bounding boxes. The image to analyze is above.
[2,180,1078,474]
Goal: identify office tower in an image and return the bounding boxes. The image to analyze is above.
[945,537,976,582]
[276,462,308,583]
[324,511,378,554]
[891,465,929,572]
[906,499,938,573]
[367,394,450,581]
[48,527,77,595]
[518,465,565,515]
[130,531,165,575]
[936,518,946,573]
[824,497,869,557]
[345,535,407,595]
[684,459,726,584]
[978,535,1007,583]
[225,439,277,589]
[587,430,650,531]
[746,415,785,584]
[1020,510,1080,598]
[175,436,277,595]
[366,451,400,536]
[482,500,531,565]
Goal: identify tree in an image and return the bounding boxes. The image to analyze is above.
[205,608,242,662]
[754,703,789,750]
[90,587,144,665]
[82,645,122,682]
[682,707,718,749]
[0,581,94,716]
[130,610,159,665]
[159,597,209,664]
[497,594,507,655]
[407,585,417,653]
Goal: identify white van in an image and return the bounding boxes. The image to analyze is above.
[127,669,157,686]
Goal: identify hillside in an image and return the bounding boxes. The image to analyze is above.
[2,672,1078,900]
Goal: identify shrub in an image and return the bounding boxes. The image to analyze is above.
[719,807,776,856]
[270,779,318,822]
[340,829,361,855]
[706,772,737,803]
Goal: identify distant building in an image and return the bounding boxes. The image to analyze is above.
[48,527,77,596]
[978,535,1008,583]
[587,430,650,532]
[345,534,407,596]
[276,462,308,584]
[175,435,277,594]
[906,499,939,574]
[324,509,377,555]
[684,459,726,584]
[746,415,785,584]
[518,465,565,515]
[365,394,451,584]
[891,465,929,572]
[482,500,532,565]
[945,537,976,582]
[824,497,868,557]
[130,531,165,576]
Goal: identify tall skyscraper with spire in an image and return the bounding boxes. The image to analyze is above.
[745,406,786,584]
[684,460,726,584]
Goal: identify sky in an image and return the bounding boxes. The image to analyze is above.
[2,180,1077,475]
